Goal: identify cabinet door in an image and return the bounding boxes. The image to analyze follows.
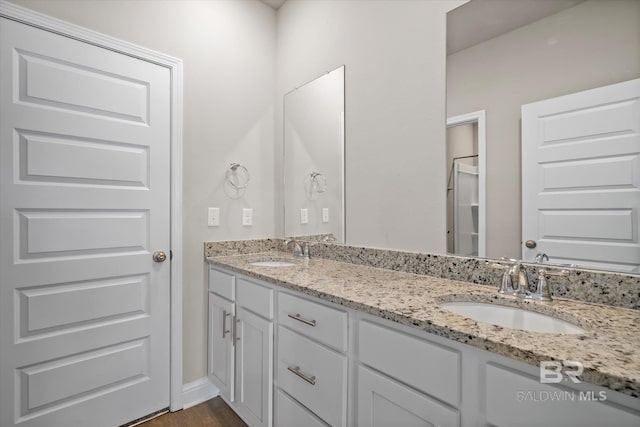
[235,306,273,427]
[208,293,234,401]
[485,363,640,427]
[357,366,459,427]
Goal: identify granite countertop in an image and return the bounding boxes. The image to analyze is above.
[206,251,640,399]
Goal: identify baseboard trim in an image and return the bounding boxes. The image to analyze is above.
[181,377,219,410]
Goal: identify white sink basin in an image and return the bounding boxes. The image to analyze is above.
[249,260,296,267]
[440,301,586,334]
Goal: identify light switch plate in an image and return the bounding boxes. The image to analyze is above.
[322,208,329,223]
[208,207,220,226]
[242,208,253,226]
[300,208,309,224]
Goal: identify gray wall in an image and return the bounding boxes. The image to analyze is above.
[447,0,640,259]
[9,0,277,384]
[276,0,465,253]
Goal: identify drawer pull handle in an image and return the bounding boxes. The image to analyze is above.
[288,313,316,327]
[287,366,316,385]
[222,310,231,339]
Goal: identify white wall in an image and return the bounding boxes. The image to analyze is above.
[276,0,465,252]
[447,0,640,259]
[9,0,277,383]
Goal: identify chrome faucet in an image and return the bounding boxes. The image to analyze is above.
[491,256,567,301]
[285,239,309,259]
[510,262,530,296]
[535,253,549,264]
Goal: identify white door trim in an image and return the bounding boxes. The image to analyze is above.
[447,110,486,257]
[0,0,185,411]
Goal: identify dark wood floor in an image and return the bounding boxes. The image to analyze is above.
[139,398,247,427]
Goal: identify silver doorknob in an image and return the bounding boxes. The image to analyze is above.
[525,240,537,249]
[153,251,167,262]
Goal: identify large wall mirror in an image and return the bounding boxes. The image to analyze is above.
[284,66,345,243]
[447,0,639,273]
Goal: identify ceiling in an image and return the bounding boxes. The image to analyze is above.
[447,0,586,55]
[261,0,286,10]
[260,0,586,53]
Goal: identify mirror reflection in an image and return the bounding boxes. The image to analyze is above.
[446,0,640,272]
[284,66,345,243]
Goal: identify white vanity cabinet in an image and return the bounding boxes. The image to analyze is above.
[355,315,640,427]
[208,267,274,427]
[275,292,349,427]
[208,264,640,427]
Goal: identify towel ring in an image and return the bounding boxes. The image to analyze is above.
[225,163,250,189]
[309,171,327,193]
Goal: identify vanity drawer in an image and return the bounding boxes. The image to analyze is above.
[208,267,235,300]
[278,292,348,351]
[277,326,347,427]
[358,320,460,407]
[236,278,273,319]
[275,389,328,427]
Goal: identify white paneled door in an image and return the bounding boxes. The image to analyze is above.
[522,79,640,272]
[0,16,171,427]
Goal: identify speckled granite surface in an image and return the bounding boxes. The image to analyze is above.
[205,239,640,309]
[206,250,640,399]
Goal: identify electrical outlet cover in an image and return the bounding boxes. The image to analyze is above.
[242,208,253,226]
[208,207,220,226]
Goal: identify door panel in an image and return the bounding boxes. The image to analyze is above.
[18,274,148,338]
[521,79,640,272]
[1,17,171,427]
[18,130,149,187]
[17,43,149,123]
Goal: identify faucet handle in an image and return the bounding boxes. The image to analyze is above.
[486,261,509,270]
[535,268,552,301]
[531,269,567,301]
[485,262,516,295]
[301,242,310,259]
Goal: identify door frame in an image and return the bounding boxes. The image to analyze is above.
[446,110,486,257]
[0,0,185,411]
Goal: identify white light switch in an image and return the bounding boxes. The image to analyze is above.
[322,208,329,223]
[242,208,253,226]
[208,207,220,226]
[300,208,309,224]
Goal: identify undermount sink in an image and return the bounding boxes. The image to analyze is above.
[439,301,586,334]
[249,260,297,267]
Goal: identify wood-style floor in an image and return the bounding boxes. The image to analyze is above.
[138,398,247,427]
